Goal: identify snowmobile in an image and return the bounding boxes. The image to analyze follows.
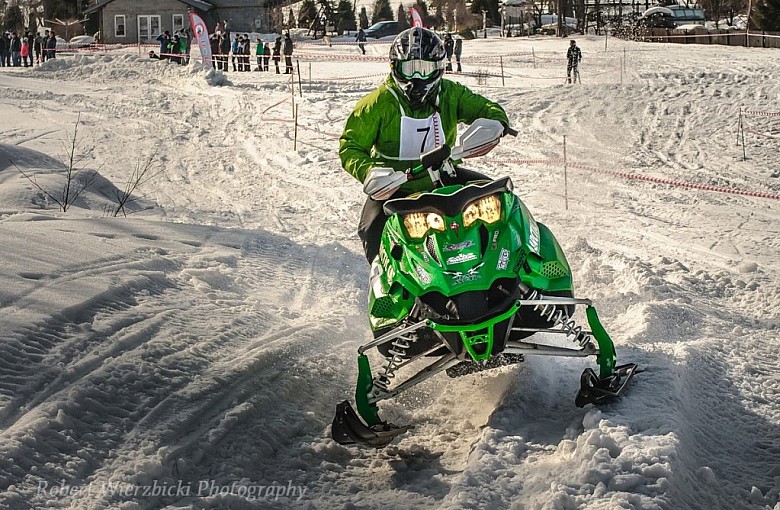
[332,119,638,448]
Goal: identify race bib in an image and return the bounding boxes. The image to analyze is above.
[398,113,445,160]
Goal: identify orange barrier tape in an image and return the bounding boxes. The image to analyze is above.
[744,129,780,139]
[486,157,780,200]
[743,109,780,117]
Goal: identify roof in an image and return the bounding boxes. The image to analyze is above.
[85,0,213,15]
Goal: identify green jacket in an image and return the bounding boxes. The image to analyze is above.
[339,76,510,194]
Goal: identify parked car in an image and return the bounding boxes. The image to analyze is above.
[363,21,403,39]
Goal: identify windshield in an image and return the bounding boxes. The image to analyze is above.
[367,22,394,30]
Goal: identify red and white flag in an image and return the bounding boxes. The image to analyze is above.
[189,12,213,70]
[410,7,424,28]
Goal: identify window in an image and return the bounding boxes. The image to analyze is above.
[172,14,184,33]
[138,15,161,42]
[115,15,126,37]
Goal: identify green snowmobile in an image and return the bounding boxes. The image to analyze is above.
[332,120,638,448]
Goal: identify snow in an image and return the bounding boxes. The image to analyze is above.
[0,34,779,509]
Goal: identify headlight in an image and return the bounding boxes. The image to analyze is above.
[463,195,501,227]
[403,212,445,238]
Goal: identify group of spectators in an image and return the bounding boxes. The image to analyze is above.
[0,30,57,68]
[152,28,192,65]
[207,26,294,74]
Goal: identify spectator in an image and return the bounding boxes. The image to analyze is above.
[241,34,251,71]
[356,28,366,55]
[170,32,181,64]
[263,42,270,71]
[209,33,220,69]
[231,32,239,71]
[33,32,43,65]
[0,32,7,68]
[10,32,21,67]
[443,32,454,72]
[283,32,293,74]
[219,32,231,71]
[255,39,265,71]
[182,27,192,65]
[156,30,170,60]
[41,30,50,62]
[272,36,281,74]
[21,36,30,67]
[567,39,582,84]
[453,35,463,72]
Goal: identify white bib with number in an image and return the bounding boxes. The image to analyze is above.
[398,113,445,161]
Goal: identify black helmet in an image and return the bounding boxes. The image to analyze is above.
[389,27,446,107]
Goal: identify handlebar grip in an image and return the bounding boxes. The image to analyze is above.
[504,126,519,137]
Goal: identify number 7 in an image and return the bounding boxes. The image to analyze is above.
[416,127,430,152]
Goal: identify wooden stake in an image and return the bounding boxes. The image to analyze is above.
[532,47,536,69]
[296,59,303,97]
[563,135,569,211]
[294,104,299,151]
[500,56,505,86]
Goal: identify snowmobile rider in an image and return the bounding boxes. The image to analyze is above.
[339,27,511,263]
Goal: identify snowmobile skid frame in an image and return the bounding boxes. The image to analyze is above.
[332,292,639,448]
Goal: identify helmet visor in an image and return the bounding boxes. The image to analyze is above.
[396,58,445,80]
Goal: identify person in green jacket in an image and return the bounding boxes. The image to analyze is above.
[255,39,265,71]
[339,27,511,263]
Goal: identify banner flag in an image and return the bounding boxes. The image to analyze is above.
[410,8,424,27]
[189,12,213,69]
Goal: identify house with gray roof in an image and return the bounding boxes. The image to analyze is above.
[85,0,276,44]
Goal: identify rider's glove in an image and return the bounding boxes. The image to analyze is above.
[362,167,408,201]
[464,118,505,158]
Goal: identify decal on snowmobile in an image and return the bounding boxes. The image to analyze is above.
[414,264,432,284]
[528,218,540,254]
[446,252,477,265]
[444,240,475,252]
[497,248,510,270]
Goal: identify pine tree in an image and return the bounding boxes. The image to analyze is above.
[288,8,295,28]
[336,0,357,33]
[372,0,394,24]
[397,3,411,28]
[4,4,24,33]
[470,0,501,25]
[298,0,318,28]
[754,0,780,30]
[359,7,370,28]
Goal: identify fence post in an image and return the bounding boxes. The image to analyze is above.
[563,135,569,211]
[296,59,302,97]
[294,104,299,151]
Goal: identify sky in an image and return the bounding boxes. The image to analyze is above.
[0,34,779,510]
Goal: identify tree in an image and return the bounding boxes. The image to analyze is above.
[469,0,501,25]
[396,3,410,28]
[754,0,780,30]
[336,0,357,33]
[298,0,318,28]
[371,0,394,24]
[4,4,25,32]
[287,8,295,28]
[359,6,370,28]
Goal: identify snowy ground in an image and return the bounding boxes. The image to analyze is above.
[0,35,778,510]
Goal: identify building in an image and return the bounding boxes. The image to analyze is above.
[84,0,274,44]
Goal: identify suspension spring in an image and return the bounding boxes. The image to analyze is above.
[373,334,415,394]
[527,289,592,348]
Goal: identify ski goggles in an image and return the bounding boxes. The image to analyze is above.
[396,59,445,80]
